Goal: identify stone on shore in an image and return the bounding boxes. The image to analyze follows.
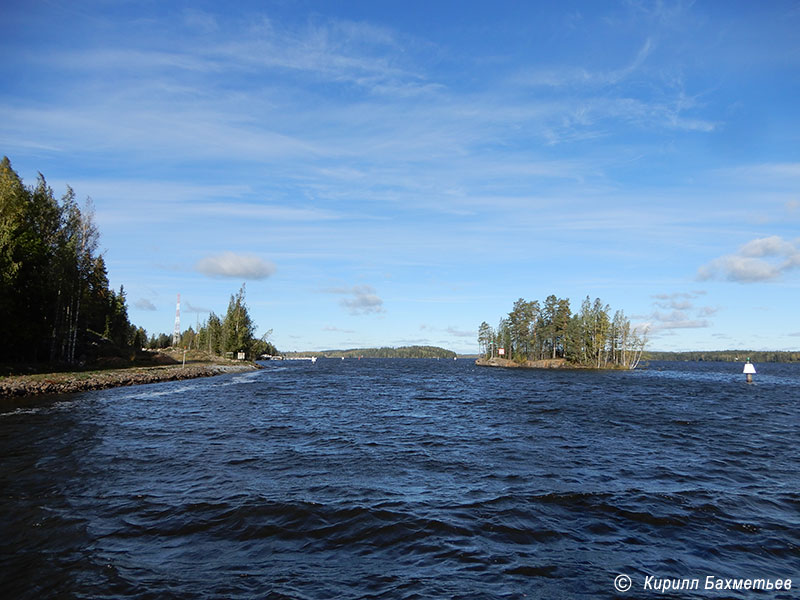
[0,363,259,399]
[475,357,568,369]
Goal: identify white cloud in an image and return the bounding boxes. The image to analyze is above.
[195,252,276,279]
[697,236,800,282]
[739,235,797,257]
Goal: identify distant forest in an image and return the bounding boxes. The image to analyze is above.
[285,346,457,359]
[645,351,800,363]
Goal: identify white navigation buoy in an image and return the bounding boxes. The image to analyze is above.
[743,359,756,383]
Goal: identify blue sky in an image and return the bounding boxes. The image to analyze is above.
[2,0,799,353]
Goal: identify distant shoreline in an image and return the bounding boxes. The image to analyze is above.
[0,362,260,400]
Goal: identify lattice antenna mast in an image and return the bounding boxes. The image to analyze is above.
[172,293,181,346]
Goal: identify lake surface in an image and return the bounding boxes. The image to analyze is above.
[1,359,798,599]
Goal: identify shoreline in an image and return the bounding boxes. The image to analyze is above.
[0,362,261,399]
[475,357,575,369]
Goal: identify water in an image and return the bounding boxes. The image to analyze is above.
[1,359,798,599]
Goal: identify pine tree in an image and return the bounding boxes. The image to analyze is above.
[222,284,255,357]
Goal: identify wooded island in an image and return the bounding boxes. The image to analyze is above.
[477,295,647,369]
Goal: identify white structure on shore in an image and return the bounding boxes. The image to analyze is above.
[172,294,181,346]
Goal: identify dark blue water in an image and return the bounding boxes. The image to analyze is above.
[1,360,798,599]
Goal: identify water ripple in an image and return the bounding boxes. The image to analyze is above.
[1,360,798,599]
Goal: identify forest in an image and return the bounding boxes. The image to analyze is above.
[0,157,275,366]
[645,350,800,363]
[0,157,137,364]
[284,346,456,359]
[478,295,647,369]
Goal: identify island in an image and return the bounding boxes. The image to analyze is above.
[476,295,647,370]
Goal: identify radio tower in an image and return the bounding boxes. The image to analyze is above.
[172,294,181,347]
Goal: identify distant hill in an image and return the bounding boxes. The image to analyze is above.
[284,346,457,359]
[645,350,800,363]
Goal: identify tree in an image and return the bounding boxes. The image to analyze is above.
[179,326,196,350]
[250,329,278,358]
[222,284,256,357]
[477,321,493,358]
[590,298,611,368]
[507,298,538,361]
[540,295,559,359]
[132,326,148,351]
[554,297,571,359]
[0,158,131,363]
[496,318,512,359]
[104,285,132,350]
[205,312,223,354]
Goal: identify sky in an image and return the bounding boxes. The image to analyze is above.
[2,0,799,354]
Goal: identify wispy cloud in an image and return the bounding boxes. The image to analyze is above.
[697,235,800,282]
[195,252,276,280]
[445,326,475,338]
[5,2,798,353]
[642,291,717,332]
[324,284,385,315]
[323,325,355,333]
[182,8,219,34]
[184,300,212,314]
[517,38,654,88]
[648,311,710,331]
[134,298,157,311]
[724,163,800,181]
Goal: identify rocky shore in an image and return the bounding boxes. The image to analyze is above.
[0,362,260,399]
[475,357,570,369]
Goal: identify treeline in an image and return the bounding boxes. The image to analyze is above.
[287,346,456,359]
[646,350,800,363]
[146,285,277,359]
[478,295,647,369]
[0,158,137,363]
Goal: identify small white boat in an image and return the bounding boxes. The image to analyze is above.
[285,356,317,363]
